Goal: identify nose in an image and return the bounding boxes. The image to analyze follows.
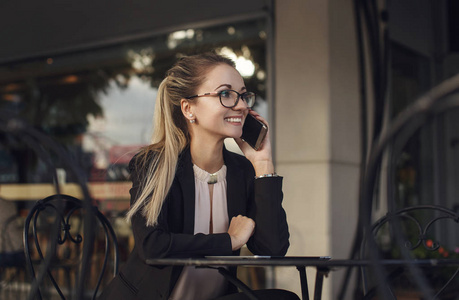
[232,95,249,111]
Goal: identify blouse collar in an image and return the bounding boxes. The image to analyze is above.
[193,164,227,184]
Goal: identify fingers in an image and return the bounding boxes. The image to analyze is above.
[227,215,255,251]
[234,137,249,152]
[229,215,255,234]
[237,110,271,153]
[248,110,268,127]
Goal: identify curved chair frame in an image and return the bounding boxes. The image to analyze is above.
[360,205,459,299]
[23,194,119,300]
[355,71,459,300]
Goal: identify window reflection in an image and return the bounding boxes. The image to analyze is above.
[84,76,156,181]
[0,18,269,201]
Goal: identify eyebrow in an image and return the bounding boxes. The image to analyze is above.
[214,84,247,92]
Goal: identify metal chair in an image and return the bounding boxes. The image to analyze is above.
[23,194,119,300]
[360,205,459,299]
[343,73,459,300]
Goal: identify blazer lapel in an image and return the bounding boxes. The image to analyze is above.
[176,148,195,234]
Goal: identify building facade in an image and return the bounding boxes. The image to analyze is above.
[1,0,458,299]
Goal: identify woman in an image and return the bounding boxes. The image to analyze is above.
[100,52,297,300]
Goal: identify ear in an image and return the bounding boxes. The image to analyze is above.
[181,99,194,121]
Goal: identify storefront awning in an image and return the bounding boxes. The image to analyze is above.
[0,0,269,64]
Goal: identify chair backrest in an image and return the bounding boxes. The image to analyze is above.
[360,205,459,299]
[23,194,119,300]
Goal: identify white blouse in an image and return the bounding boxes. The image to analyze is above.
[169,164,229,300]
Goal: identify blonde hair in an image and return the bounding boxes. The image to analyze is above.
[126,52,235,226]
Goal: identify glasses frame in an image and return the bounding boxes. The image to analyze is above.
[185,89,256,108]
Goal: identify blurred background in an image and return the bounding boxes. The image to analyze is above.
[1,0,459,299]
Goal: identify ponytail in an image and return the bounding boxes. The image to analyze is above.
[125,79,187,226]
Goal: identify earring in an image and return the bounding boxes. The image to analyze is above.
[189,113,195,123]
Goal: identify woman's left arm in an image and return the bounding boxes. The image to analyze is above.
[235,110,290,256]
[246,176,290,256]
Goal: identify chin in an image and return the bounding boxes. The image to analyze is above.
[227,129,243,139]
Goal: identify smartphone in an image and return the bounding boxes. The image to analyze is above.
[241,114,268,150]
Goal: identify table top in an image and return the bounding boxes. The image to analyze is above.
[146,256,459,267]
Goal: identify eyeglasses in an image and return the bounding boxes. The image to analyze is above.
[185,89,256,108]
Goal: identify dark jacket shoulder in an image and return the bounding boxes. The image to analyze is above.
[128,148,158,173]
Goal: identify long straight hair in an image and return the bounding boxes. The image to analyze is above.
[126,52,236,226]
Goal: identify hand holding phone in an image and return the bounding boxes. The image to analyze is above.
[241,113,268,151]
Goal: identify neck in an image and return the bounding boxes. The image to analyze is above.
[189,137,225,174]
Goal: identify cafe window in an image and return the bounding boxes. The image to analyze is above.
[389,38,459,218]
[386,1,459,259]
[0,17,270,209]
[390,43,434,209]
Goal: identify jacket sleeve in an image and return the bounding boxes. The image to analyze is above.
[128,155,233,261]
[246,175,290,256]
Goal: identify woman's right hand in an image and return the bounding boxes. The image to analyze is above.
[227,215,255,251]
[234,110,275,176]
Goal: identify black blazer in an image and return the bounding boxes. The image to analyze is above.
[99,147,290,300]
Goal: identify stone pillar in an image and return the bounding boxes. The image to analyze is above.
[274,0,360,298]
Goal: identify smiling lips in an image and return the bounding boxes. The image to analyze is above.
[225,117,243,124]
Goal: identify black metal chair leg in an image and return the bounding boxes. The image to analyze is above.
[296,266,309,300]
[217,267,260,300]
[313,267,330,300]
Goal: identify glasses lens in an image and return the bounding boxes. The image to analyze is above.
[219,90,237,107]
[243,92,256,107]
[219,90,256,108]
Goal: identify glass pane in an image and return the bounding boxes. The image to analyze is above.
[0,18,268,205]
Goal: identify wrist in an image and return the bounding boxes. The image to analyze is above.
[255,172,278,179]
[253,160,274,177]
[229,235,241,251]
